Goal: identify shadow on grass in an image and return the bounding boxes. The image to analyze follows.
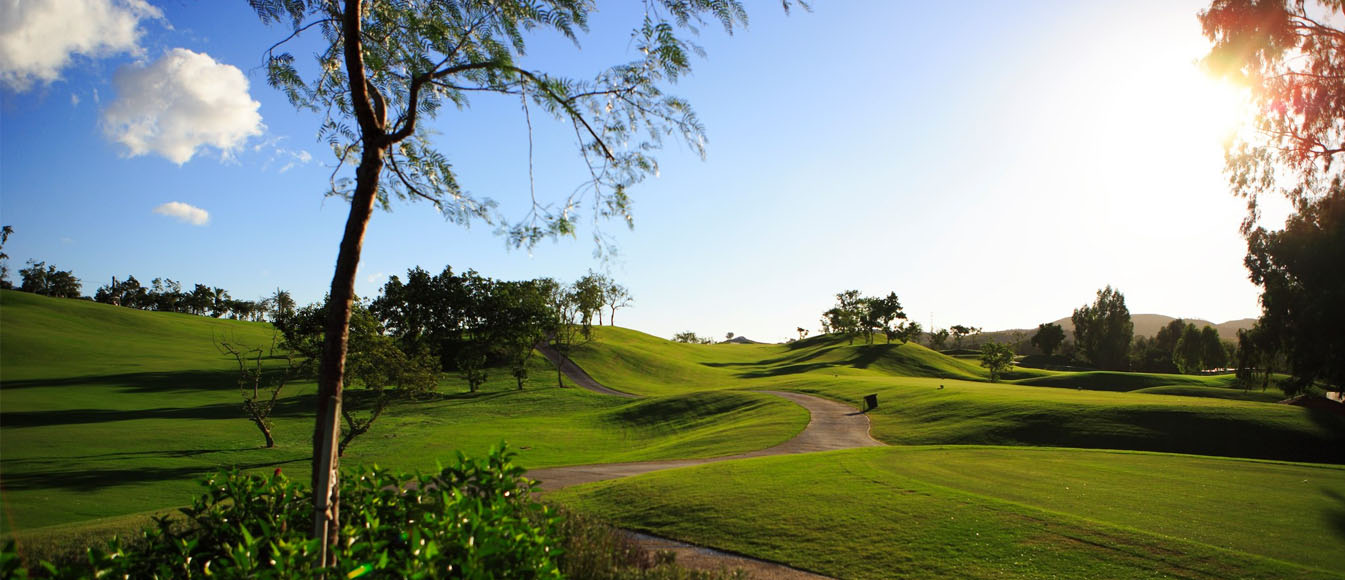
[0,457,307,493]
[0,369,290,395]
[1324,488,1345,542]
[0,396,317,428]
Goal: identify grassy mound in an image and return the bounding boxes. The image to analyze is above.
[786,377,1344,464]
[1132,384,1286,403]
[554,446,1345,579]
[1012,371,1237,392]
[568,327,1343,463]
[0,292,807,533]
[568,328,1005,394]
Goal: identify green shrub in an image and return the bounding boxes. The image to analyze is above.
[8,445,561,579]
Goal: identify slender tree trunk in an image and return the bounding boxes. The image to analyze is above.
[254,420,275,448]
[312,146,384,564]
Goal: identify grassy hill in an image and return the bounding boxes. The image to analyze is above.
[569,326,1344,464]
[0,291,807,533]
[554,446,1345,578]
[4,290,1342,576]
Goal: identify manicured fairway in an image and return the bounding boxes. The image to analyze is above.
[571,327,1345,464]
[0,292,807,532]
[554,446,1345,579]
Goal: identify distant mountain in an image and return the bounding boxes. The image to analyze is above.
[1047,314,1255,342]
[968,314,1256,348]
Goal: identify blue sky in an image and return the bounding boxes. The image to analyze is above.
[1,1,1272,342]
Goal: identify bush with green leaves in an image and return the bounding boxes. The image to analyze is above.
[7,445,560,578]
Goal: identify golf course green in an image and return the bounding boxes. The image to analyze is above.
[3,290,1342,578]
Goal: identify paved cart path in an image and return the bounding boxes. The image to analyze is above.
[532,346,884,579]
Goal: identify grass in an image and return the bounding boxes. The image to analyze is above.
[1012,370,1240,392]
[0,291,807,533]
[553,446,1345,579]
[6,290,1344,577]
[569,327,1345,464]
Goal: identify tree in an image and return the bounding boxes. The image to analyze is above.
[150,278,184,312]
[603,279,632,326]
[218,336,300,448]
[949,325,979,349]
[0,225,12,289]
[1200,0,1345,232]
[544,279,587,387]
[1030,323,1065,357]
[19,260,81,298]
[1243,185,1345,394]
[251,0,791,553]
[1071,286,1133,371]
[893,320,922,344]
[95,275,149,308]
[928,328,950,350]
[1200,1,1345,396]
[869,292,907,344]
[1200,325,1228,371]
[1174,323,1205,374]
[672,331,702,344]
[271,288,296,324]
[980,342,1015,383]
[823,290,864,344]
[796,327,809,341]
[572,271,606,335]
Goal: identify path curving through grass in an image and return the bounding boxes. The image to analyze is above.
[532,348,883,579]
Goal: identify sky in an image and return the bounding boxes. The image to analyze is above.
[0,0,1283,343]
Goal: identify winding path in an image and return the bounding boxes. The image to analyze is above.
[533,345,884,579]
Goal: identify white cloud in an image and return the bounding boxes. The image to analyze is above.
[0,0,162,91]
[153,201,209,226]
[102,48,263,164]
[70,92,79,106]
[277,148,313,173]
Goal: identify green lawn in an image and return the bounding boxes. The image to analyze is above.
[554,446,1345,579]
[0,292,807,533]
[5,290,1344,578]
[571,327,1345,464]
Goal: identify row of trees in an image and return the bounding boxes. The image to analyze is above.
[1028,288,1233,375]
[820,290,922,345]
[1199,0,1344,397]
[7,256,299,324]
[227,264,631,455]
[95,276,296,322]
[366,265,632,390]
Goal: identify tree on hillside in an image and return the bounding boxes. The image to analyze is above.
[823,290,864,344]
[603,279,632,326]
[18,260,81,298]
[868,292,908,345]
[0,225,12,289]
[271,288,296,325]
[1030,323,1065,357]
[572,272,606,334]
[1200,1,1345,396]
[928,328,951,350]
[949,324,980,349]
[1199,325,1228,371]
[219,336,301,448]
[980,342,1015,383]
[1071,286,1133,371]
[251,0,795,553]
[278,299,439,452]
[672,331,703,344]
[150,278,184,312]
[95,276,150,308]
[1174,323,1204,374]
